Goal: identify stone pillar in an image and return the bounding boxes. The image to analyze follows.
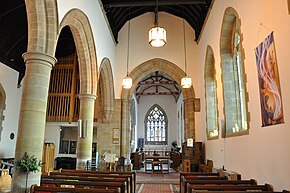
[76,94,96,169]
[12,52,56,193]
[120,99,130,158]
[184,98,195,141]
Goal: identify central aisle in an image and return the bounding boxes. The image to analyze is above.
[136,171,180,193]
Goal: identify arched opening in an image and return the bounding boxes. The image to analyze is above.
[120,58,197,157]
[97,58,115,123]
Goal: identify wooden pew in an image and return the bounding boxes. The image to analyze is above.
[187,183,273,193]
[193,191,290,193]
[31,185,120,193]
[179,172,220,190]
[45,171,133,193]
[57,169,136,193]
[184,178,256,185]
[41,175,128,193]
[180,172,227,193]
[41,180,125,193]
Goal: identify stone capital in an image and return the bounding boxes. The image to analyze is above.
[183,97,195,103]
[22,52,57,68]
[78,93,97,100]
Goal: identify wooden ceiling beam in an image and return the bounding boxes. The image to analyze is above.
[104,0,206,8]
[137,80,177,85]
[136,91,180,96]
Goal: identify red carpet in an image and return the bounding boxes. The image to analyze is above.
[136,171,180,192]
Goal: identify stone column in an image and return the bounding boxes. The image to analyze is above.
[12,52,56,193]
[120,99,130,158]
[76,94,96,169]
[184,98,195,141]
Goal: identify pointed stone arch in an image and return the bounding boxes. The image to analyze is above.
[59,8,98,169]
[120,58,197,156]
[204,45,218,140]
[98,58,115,122]
[0,83,6,142]
[59,8,98,95]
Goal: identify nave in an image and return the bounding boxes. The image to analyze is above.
[1,166,289,193]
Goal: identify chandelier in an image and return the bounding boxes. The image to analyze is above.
[149,0,166,47]
[181,18,192,88]
[122,18,132,89]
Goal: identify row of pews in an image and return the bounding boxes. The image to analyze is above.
[180,172,290,193]
[31,169,136,193]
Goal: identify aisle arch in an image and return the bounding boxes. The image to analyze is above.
[120,58,198,156]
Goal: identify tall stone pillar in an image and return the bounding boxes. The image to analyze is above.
[12,52,56,192]
[184,98,195,140]
[120,99,130,158]
[76,94,96,169]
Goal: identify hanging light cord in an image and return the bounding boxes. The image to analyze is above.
[156,0,159,25]
[126,19,131,76]
[183,18,187,76]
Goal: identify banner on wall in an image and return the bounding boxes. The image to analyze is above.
[254,32,284,127]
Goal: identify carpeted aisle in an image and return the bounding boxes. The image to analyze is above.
[137,184,179,193]
[136,171,180,193]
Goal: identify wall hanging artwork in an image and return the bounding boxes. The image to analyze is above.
[255,32,284,127]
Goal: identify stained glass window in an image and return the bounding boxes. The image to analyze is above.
[145,104,168,145]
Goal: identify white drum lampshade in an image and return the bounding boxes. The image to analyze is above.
[181,76,192,88]
[122,76,132,89]
[149,26,166,47]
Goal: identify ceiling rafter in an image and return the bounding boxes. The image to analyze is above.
[101,0,212,42]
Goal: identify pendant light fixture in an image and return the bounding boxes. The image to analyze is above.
[149,0,166,47]
[181,17,192,88]
[122,17,132,89]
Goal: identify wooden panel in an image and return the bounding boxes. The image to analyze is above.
[42,143,56,174]
[46,53,80,122]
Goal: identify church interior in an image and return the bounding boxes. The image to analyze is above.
[0,0,289,192]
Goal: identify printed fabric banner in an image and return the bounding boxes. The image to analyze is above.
[255,32,284,126]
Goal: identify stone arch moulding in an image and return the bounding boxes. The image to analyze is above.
[0,83,6,142]
[120,58,198,157]
[220,7,240,55]
[25,0,58,55]
[59,8,98,95]
[58,8,98,171]
[98,57,115,122]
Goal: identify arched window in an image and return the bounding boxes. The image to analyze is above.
[204,46,218,140]
[220,8,249,137]
[145,104,168,145]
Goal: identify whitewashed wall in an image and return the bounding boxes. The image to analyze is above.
[198,0,290,190]
[115,12,200,99]
[0,63,22,158]
[136,94,178,151]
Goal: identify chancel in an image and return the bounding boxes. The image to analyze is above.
[0,0,289,193]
